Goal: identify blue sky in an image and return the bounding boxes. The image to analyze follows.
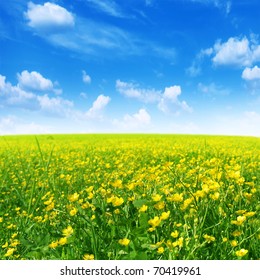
[1,0,260,135]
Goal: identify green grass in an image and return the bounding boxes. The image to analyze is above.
[0,134,259,260]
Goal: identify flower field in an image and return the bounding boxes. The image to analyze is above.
[0,134,260,260]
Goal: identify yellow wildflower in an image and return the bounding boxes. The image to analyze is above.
[49,241,58,249]
[58,237,67,246]
[62,225,74,237]
[203,234,215,243]
[4,248,15,257]
[2,242,8,248]
[139,205,148,213]
[148,216,161,227]
[231,240,238,247]
[69,207,78,216]
[235,249,248,257]
[231,215,246,226]
[68,193,79,202]
[118,238,130,246]
[171,230,179,238]
[83,254,95,260]
[152,194,162,202]
[154,201,165,210]
[157,247,164,254]
[112,197,124,207]
[160,211,170,220]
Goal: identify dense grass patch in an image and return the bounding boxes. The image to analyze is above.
[0,134,259,259]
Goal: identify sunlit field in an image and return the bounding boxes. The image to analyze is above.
[0,134,259,260]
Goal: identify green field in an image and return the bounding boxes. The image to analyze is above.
[0,134,259,260]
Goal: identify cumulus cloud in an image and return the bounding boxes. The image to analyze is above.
[0,73,73,116]
[17,70,54,91]
[242,66,260,80]
[124,108,151,125]
[82,70,91,84]
[116,80,192,115]
[113,108,151,131]
[158,86,193,114]
[188,35,260,77]
[25,2,75,32]
[212,36,260,67]
[86,94,111,118]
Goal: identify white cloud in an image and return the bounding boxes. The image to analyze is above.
[242,66,260,80]
[116,80,192,115]
[0,74,37,109]
[158,86,193,114]
[163,86,181,101]
[116,79,161,102]
[82,70,91,84]
[212,36,260,67]
[86,94,111,118]
[25,2,75,31]
[113,108,151,131]
[17,70,54,91]
[37,94,74,117]
[186,48,213,77]
[0,73,73,116]
[124,108,151,125]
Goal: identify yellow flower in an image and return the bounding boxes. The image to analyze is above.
[148,216,161,227]
[46,202,55,211]
[235,249,248,257]
[0,217,3,223]
[222,237,228,242]
[157,247,164,254]
[231,215,246,226]
[154,201,165,210]
[58,237,67,246]
[83,254,95,260]
[62,225,74,237]
[231,240,238,247]
[2,242,8,248]
[152,194,162,202]
[68,192,79,202]
[181,198,193,210]
[118,238,130,246]
[210,192,220,200]
[232,230,241,237]
[4,248,15,257]
[10,239,20,247]
[203,234,215,243]
[160,211,170,220]
[244,212,256,217]
[172,237,184,248]
[112,197,124,207]
[70,207,78,216]
[139,204,148,213]
[49,241,58,249]
[171,230,179,238]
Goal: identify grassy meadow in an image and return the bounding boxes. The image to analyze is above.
[0,134,260,260]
